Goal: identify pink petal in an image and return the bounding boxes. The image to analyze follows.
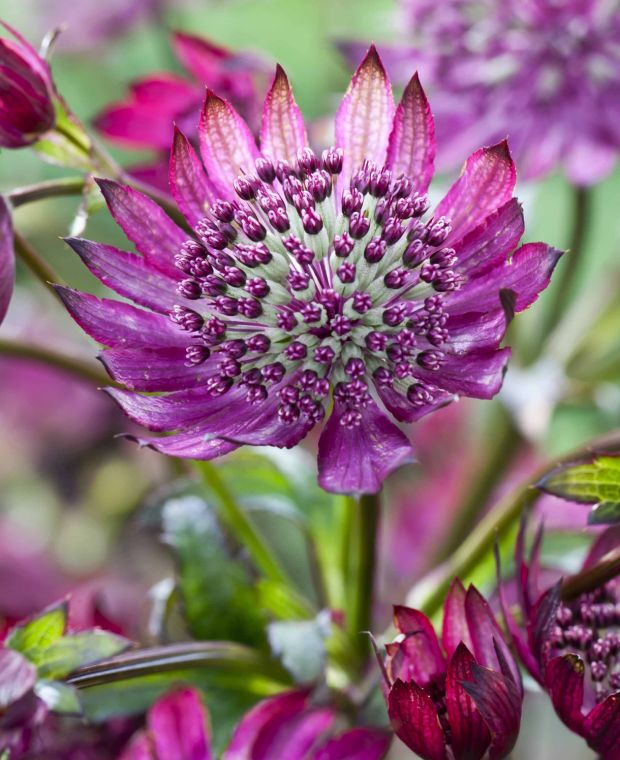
[386,73,435,193]
[0,649,37,708]
[314,728,391,760]
[100,347,211,391]
[107,387,219,431]
[335,46,395,195]
[445,644,491,760]
[414,348,511,400]
[55,286,185,348]
[387,679,447,760]
[583,692,620,756]
[170,128,217,227]
[119,732,153,760]
[65,237,181,313]
[375,384,455,424]
[317,398,413,494]
[149,687,212,760]
[96,180,187,279]
[434,142,516,244]
[441,578,473,658]
[389,605,446,687]
[260,65,308,164]
[545,655,585,736]
[199,91,259,198]
[0,195,14,325]
[129,427,238,460]
[582,525,620,569]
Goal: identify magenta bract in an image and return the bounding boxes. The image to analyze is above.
[0,22,55,149]
[61,47,561,494]
[499,524,620,757]
[383,581,523,760]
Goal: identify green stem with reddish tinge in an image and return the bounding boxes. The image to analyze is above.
[9,177,86,207]
[13,231,65,295]
[0,337,118,388]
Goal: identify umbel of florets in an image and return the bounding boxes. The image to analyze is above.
[59,47,561,494]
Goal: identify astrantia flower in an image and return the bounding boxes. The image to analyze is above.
[0,21,55,148]
[381,582,523,760]
[347,0,620,184]
[95,31,263,187]
[223,689,391,760]
[499,524,620,757]
[59,47,561,494]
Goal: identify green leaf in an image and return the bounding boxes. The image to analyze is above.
[35,680,82,714]
[32,98,94,171]
[162,495,267,645]
[36,631,131,680]
[6,602,67,660]
[267,611,331,683]
[538,453,620,525]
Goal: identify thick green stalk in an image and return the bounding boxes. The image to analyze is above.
[347,492,380,672]
[195,461,291,586]
[0,337,117,388]
[9,177,86,207]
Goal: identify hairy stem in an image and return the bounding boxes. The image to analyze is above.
[0,337,117,387]
[13,232,65,295]
[66,642,290,688]
[195,461,291,587]
[347,492,380,672]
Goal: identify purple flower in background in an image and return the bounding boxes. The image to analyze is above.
[349,0,620,185]
[499,524,620,757]
[382,582,523,760]
[0,21,55,148]
[95,31,264,188]
[223,689,391,759]
[60,47,560,494]
[120,687,212,759]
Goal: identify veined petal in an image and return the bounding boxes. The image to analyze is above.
[314,728,391,760]
[100,347,212,391]
[128,427,239,460]
[119,732,153,760]
[442,578,473,658]
[387,679,447,760]
[149,687,212,760]
[545,655,585,736]
[445,644,491,760]
[0,195,14,325]
[0,649,37,708]
[260,65,308,164]
[390,605,445,687]
[583,693,620,757]
[434,142,516,244]
[414,348,511,400]
[107,386,220,431]
[375,384,455,424]
[335,46,395,194]
[96,179,187,279]
[461,665,522,760]
[386,73,435,193]
[444,311,508,353]
[317,398,413,494]
[55,287,185,348]
[65,237,181,313]
[199,91,259,198]
[170,128,217,226]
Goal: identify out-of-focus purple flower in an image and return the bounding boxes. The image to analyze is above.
[0,648,47,758]
[499,524,620,757]
[95,30,265,188]
[120,687,212,759]
[0,21,55,148]
[60,47,560,494]
[345,0,620,185]
[382,581,523,760]
[0,196,14,324]
[223,689,391,760]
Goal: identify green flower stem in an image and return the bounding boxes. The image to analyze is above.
[0,337,119,388]
[431,405,522,565]
[13,231,66,295]
[412,486,539,618]
[194,461,291,587]
[66,642,291,688]
[9,177,86,207]
[347,492,380,673]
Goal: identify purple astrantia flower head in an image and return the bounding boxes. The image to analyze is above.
[59,47,561,494]
[0,196,14,324]
[95,30,263,156]
[223,689,391,759]
[120,687,212,759]
[350,0,620,185]
[382,581,523,760]
[498,523,620,757]
[0,21,55,148]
